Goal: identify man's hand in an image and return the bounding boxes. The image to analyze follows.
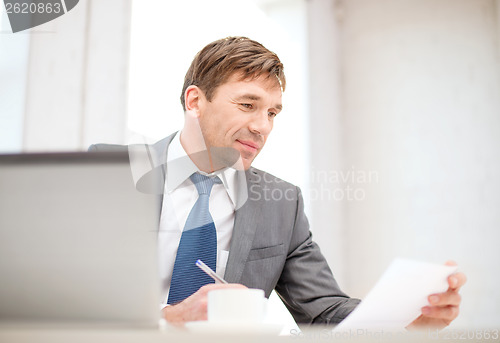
[407,261,467,330]
[161,283,247,325]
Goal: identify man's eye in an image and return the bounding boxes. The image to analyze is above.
[241,103,253,109]
[268,112,277,118]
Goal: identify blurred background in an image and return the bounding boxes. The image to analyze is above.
[1,0,499,330]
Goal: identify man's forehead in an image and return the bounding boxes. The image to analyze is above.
[228,72,283,93]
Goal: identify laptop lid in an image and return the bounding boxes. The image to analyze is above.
[0,152,160,328]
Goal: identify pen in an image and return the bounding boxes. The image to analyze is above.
[196,259,228,284]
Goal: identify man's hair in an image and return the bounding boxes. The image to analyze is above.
[180,36,286,111]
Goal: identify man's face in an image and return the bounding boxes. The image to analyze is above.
[197,73,283,170]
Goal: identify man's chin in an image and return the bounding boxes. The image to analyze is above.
[240,155,257,170]
[210,146,257,170]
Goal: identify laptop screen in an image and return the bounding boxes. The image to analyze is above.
[0,152,160,328]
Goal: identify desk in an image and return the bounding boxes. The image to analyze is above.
[2,327,496,343]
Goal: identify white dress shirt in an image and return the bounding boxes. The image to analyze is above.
[158,132,238,304]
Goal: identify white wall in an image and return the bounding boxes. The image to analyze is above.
[307,0,349,288]
[308,0,500,328]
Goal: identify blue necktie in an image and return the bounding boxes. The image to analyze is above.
[167,173,220,304]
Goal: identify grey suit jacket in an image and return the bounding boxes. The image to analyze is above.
[89,133,360,325]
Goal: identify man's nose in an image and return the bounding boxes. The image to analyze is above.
[248,111,272,136]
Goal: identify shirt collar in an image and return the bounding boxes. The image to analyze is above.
[166,131,239,207]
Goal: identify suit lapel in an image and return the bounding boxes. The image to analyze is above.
[149,133,176,216]
[224,168,261,283]
[128,133,175,229]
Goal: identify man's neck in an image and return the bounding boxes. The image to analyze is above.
[180,131,242,174]
[179,130,217,173]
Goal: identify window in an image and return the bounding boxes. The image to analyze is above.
[127,0,309,188]
[0,8,29,152]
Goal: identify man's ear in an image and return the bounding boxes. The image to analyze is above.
[184,85,204,117]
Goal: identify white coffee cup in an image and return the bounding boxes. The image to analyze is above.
[207,288,267,323]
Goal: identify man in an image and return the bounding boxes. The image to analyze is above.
[91,37,465,327]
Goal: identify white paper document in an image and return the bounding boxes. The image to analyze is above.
[334,258,458,332]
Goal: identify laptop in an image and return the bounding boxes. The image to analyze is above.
[0,152,161,328]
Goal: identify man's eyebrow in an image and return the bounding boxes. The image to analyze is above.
[235,94,282,111]
[235,94,261,102]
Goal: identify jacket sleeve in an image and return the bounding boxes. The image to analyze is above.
[274,186,360,326]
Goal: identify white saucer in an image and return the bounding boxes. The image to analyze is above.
[185,321,283,335]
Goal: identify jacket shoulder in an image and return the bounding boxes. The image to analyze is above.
[88,132,176,155]
[247,167,298,191]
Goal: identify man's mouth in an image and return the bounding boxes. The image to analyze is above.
[236,140,260,152]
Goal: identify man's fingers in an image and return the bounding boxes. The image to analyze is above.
[164,283,247,324]
[448,272,467,290]
[422,305,459,322]
[428,291,461,307]
[443,261,466,290]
